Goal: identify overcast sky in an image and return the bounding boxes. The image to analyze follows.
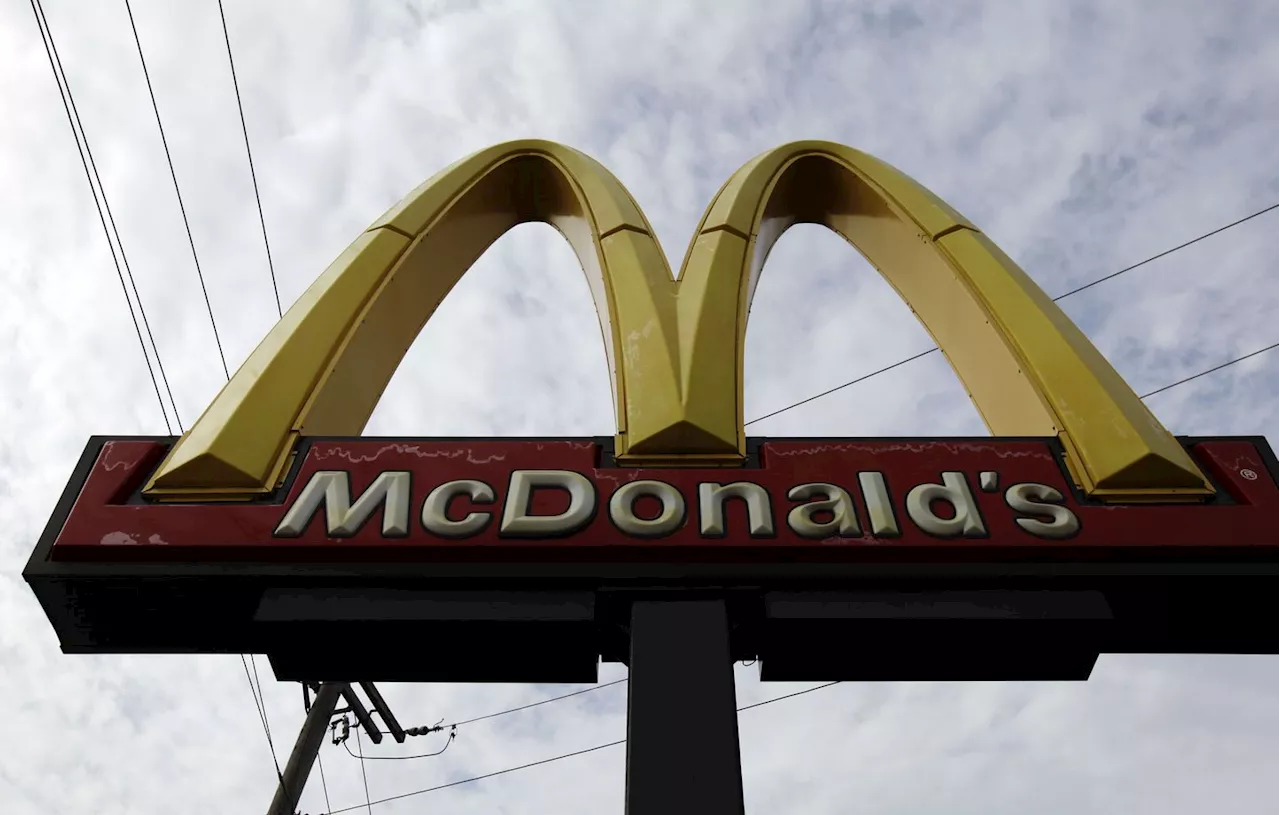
[1,1,1277,813]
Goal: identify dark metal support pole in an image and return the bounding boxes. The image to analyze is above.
[625,599,745,815]
[359,680,406,743]
[266,681,342,815]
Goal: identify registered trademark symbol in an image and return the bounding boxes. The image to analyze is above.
[1240,468,1258,481]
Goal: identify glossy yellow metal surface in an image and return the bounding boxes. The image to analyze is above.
[679,141,1211,499]
[147,140,703,498]
[145,140,1211,501]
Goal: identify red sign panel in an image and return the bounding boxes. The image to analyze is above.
[50,437,1276,564]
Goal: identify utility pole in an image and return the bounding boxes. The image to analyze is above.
[265,679,412,814]
[267,682,342,815]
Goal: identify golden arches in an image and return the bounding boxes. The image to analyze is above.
[145,139,1210,502]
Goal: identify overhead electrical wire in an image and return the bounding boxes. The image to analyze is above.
[248,654,275,747]
[365,678,631,738]
[449,678,629,727]
[735,681,842,711]
[239,658,275,749]
[323,681,841,813]
[205,4,302,805]
[344,729,455,762]
[1051,204,1278,301]
[122,0,231,380]
[329,740,623,814]
[348,680,629,762]
[35,1,290,806]
[744,348,940,428]
[239,655,293,813]
[28,0,180,435]
[354,726,374,814]
[215,0,283,318]
[316,751,333,815]
[745,203,1280,427]
[1139,343,1279,400]
[745,337,1279,430]
[344,678,891,766]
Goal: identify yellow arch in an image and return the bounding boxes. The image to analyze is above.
[676,141,1211,499]
[145,140,1210,502]
[146,139,707,498]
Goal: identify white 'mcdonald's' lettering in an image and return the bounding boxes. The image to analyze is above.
[609,480,686,537]
[421,479,494,538]
[273,468,1082,542]
[1004,482,1081,539]
[698,482,775,537]
[786,483,860,538]
[499,470,596,537]
[905,472,987,538]
[274,470,411,537]
[857,472,900,537]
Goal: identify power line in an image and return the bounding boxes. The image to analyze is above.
[29,0,179,435]
[745,203,1280,427]
[239,655,270,738]
[37,3,285,805]
[343,729,455,761]
[122,0,231,381]
[240,654,290,809]
[1139,343,1278,400]
[322,681,840,814]
[1052,204,1278,301]
[444,678,629,730]
[450,678,629,727]
[316,753,332,814]
[215,0,283,319]
[124,1,289,796]
[354,726,373,814]
[353,679,628,762]
[239,655,315,815]
[329,741,623,814]
[249,654,274,745]
[364,678,630,739]
[736,681,841,711]
[746,348,939,428]
[747,337,1278,428]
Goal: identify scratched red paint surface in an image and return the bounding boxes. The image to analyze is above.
[49,438,1277,563]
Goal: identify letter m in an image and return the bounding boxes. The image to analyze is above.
[274,471,411,537]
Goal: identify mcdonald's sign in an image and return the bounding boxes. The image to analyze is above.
[24,141,1278,684]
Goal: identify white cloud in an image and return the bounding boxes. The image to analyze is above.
[1,1,1275,813]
